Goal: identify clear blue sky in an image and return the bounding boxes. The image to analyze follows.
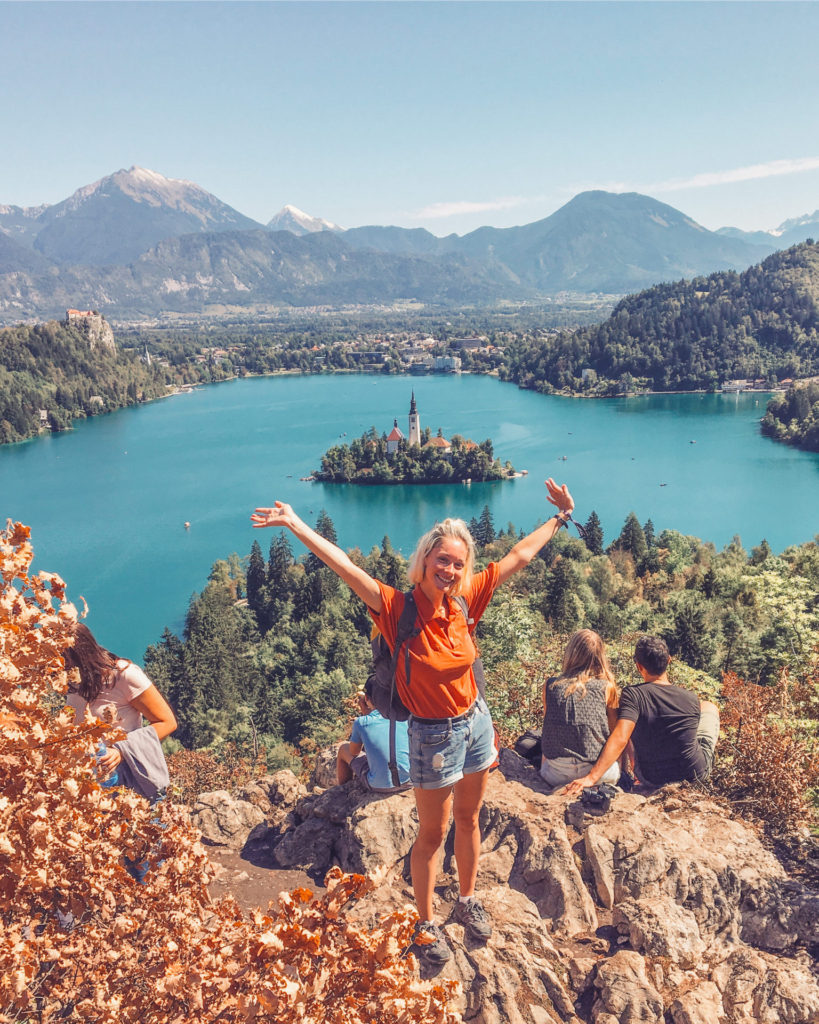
[3,1,819,236]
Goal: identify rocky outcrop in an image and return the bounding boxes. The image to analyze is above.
[193,753,819,1024]
[64,309,115,351]
[190,771,306,849]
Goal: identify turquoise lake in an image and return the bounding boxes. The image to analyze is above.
[2,374,818,661]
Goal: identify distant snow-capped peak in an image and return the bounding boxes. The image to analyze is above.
[267,204,342,235]
[775,209,819,234]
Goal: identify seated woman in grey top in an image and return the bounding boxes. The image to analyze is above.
[540,629,620,788]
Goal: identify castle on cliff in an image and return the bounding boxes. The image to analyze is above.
[63,309,115,352]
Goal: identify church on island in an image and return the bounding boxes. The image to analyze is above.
[314,392,512,484]
[384,391,476,457]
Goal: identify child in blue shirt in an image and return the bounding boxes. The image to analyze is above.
[337,681,411,792]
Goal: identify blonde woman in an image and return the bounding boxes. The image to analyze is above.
[251,478,574,966]
[540,629,621,789]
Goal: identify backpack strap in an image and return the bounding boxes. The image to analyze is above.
[451,593,487,701]
[388,590,421,788]
[451,593,474,630]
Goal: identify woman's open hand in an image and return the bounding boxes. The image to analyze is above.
[251,502,298,530]
[545,478,574,515]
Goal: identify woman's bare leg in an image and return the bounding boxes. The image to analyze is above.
[411,785,453,921]
[452,768,489,899]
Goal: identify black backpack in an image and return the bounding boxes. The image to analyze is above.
[367,587,486,787]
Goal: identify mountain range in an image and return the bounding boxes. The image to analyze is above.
[0,165,816,322]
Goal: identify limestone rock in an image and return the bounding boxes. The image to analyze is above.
[190,790,266,849]
[592,950,663,1023]
[335,790,418,873]
[669,981,723,1024]
[582,786,816,952]
[613,897,706,967]
[262,769,308,811]
[446,887,581,1024]
[194,753,819,1024]
[711,947,819,1024]
[273,815,340,872]
[568,956,597,995]
[343,881,580,1023]
[311,744,340,789]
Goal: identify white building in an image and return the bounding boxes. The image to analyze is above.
[386,419,404,455]
[408,391,421,446]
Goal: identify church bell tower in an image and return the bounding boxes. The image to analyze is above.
[408,391,421,446]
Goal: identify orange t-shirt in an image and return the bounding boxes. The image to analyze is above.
[369,562,500,719]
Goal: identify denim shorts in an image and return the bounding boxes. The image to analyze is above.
[408,697,496,790]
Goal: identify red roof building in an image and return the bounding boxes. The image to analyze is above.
[386,419,404,454]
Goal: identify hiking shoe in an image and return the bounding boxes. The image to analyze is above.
[453,897,492,942]
[411,920,452,965]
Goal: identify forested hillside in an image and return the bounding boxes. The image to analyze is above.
[762,380,819,450]
[146,508,819,777]
[0,319,169,443]
[502,241,819,394]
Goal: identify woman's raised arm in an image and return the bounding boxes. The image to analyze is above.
[496,478,575,585]
[251,502,382,612]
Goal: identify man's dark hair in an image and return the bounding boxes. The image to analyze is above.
[634,635,670,676]
[364,677,374,702]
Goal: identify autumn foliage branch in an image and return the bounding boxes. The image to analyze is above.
[710,669,819,831]
[0,521,460,1023]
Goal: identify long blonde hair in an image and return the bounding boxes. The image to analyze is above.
[557,629,615,697]
[407,518,475,596]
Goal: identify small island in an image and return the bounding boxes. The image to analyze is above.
[314,392,516,484]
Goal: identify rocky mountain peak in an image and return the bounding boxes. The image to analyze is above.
[267,204,342,235]
[58,166,217,218]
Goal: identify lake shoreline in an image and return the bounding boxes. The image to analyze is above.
[5,375,817,661]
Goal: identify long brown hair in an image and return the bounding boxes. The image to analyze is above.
[63,623,121,702]
[557,629,615,697]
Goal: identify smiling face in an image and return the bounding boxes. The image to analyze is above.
[421,536,468,600]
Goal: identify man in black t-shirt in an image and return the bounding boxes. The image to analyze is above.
[563,635,720,795]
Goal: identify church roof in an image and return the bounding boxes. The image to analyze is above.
[424,435,451,449]
[387,425,404,441]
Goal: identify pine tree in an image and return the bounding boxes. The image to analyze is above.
[613,512,648,561]
[265,532,295,631]
[246,539,267,628]
[643,518,656,548]
[542,558,582,632]
[268,533,294,592]
[306,510,338,574]
[477,504,496,547]
[375,535,407,590]
[663,593,716,671]
[583,510,604,555]
[305,510,340,604]
[143,628,184,726]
